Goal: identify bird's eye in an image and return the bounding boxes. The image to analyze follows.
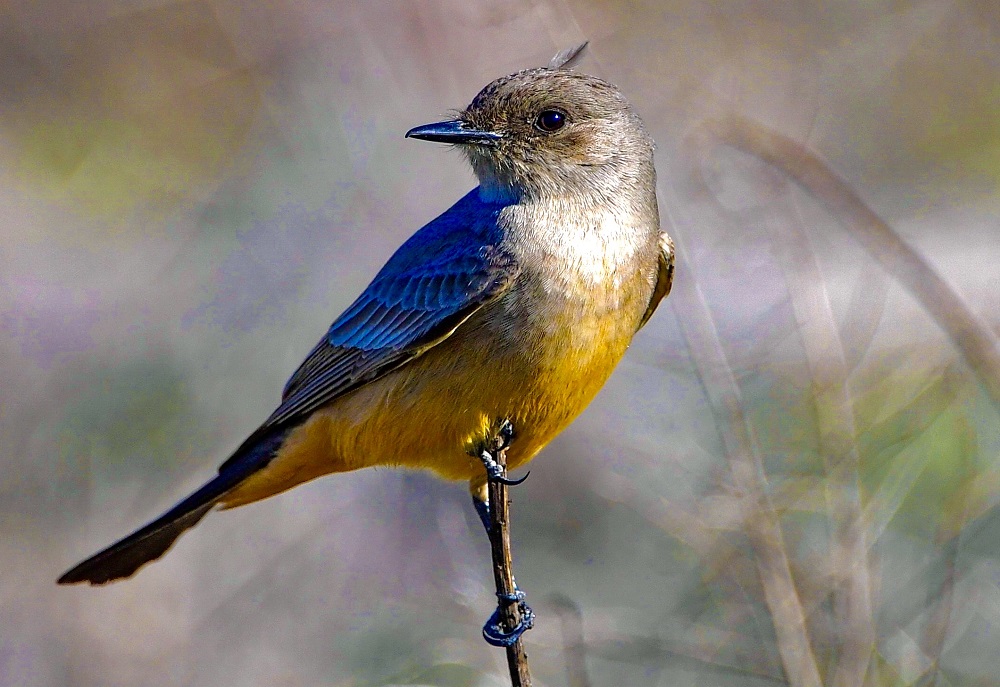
[534,109,567,133]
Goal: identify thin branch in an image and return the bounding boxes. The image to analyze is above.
[919,414,975,685]
[486,433,533,686]
[698,114,1000,413]
[763,198,874,687]
[687,115,1000,684]
[549,593,593,687]
[659,202,824,687]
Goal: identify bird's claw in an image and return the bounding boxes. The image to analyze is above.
[479,420,527,486]
[482,588,535,647]
[494,419,514,452]
[479,449,530,486]
[498,470,530,486]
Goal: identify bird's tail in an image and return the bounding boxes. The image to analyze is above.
[57,428,289,586]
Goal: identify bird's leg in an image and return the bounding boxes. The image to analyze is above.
[472,419,529,532]
[472,491,492,534]
[474,419,534,648]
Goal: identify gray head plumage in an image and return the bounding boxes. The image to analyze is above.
[406,44,655,204]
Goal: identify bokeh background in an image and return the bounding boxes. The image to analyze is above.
[2,1,999,685]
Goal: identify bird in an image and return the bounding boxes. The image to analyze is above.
[58,47,674,609]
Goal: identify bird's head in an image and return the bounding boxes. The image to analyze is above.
[406,68,655,204]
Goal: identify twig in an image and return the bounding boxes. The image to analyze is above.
[486,431,533,686]
[550,593,592,687]
[688,114,1000,685]
[698,114,1000,413]
[763,197,875,687]
[919,414,974,685]
[660,189,824,687]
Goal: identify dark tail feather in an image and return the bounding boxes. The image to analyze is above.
[57,498,216,585]
[58,428,288,586]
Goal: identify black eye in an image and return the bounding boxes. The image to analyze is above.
[535,109,566,133]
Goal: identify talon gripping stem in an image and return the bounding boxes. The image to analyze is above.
[482,589,535,647]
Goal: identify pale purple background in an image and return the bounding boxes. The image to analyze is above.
[2,2,999,685]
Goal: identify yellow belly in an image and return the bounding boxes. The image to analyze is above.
[220,282,647,509]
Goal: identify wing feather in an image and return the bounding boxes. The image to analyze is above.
[216,191,517,476]
[264,245,519,431]
[637,232,675,331]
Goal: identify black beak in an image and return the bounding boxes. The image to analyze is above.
[405,120,502,146]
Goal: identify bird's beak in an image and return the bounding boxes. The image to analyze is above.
[405,120,502,146]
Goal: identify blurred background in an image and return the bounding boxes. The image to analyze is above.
[2,1,999,685]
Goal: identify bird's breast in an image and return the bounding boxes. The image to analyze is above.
[497,202,658,342]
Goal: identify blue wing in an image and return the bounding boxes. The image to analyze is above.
[57,191,519,585]
[264,190,518,429]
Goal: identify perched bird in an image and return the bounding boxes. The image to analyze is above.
[58,50,673,602]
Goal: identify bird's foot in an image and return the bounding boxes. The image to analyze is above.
[479,451,531,486]
[482,586,535,647]
[478,419,530,486]
[494,419,514,452]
